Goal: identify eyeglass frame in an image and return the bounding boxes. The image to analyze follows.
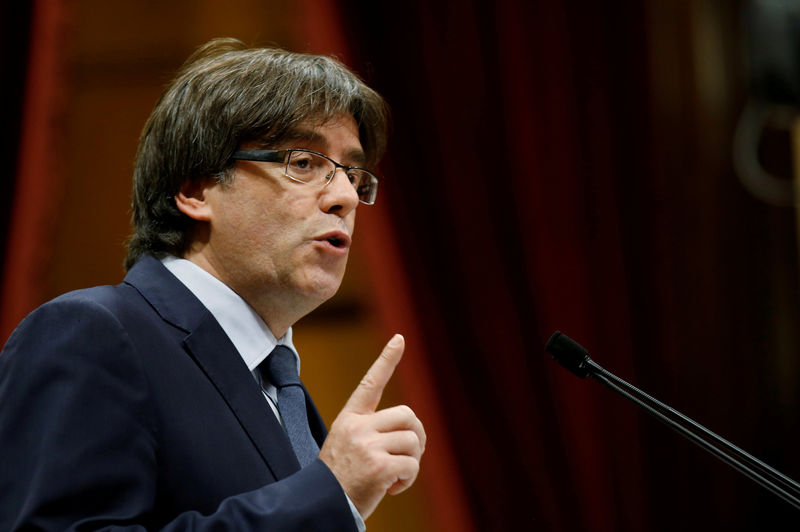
[229,148,379,205]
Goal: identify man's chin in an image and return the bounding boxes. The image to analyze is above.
[298,271,346,305]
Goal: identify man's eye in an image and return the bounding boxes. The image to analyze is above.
[289,154,315,172]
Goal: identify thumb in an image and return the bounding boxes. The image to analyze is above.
[343,334,404,414]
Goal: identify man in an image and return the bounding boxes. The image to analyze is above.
[0,38,425,531]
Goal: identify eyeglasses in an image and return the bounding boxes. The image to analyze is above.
[230,148,379,205]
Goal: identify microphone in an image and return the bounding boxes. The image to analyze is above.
[545,331,800,510]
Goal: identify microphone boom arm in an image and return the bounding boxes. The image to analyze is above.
[546,331,800,510]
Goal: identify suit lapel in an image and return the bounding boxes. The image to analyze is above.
[183,314,301,479]
[125,256,302,480]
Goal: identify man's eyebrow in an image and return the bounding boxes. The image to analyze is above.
[344,148,367,167]
[280,128,367,166]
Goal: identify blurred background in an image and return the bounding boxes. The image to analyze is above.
[2,0,800,530]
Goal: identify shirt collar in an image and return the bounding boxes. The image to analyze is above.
[161,255,300,374]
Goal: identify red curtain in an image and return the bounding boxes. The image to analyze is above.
[340,1,800,530]
[0,3,33,272]
[0,0,67,342]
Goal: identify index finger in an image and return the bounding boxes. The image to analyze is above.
[343,334,405,414]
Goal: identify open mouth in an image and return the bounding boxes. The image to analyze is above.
[326,236,346,248]
[316,231,351,250]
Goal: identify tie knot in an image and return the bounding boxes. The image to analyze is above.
[262,345,300,388]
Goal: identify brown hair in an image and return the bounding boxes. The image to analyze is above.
[124,38,388,269]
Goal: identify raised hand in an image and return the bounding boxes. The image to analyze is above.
[318,334,426,519]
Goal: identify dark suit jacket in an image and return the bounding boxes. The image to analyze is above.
[0,256,356,531]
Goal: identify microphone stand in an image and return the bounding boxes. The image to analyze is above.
[545,331,800,510]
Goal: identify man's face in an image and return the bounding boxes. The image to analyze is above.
[189,114,363,333]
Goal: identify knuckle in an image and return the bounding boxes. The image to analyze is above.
[359,373,378,390]
[398,456,420,480]
[404,431,420,448]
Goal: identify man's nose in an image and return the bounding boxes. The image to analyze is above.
[320,167,359,214]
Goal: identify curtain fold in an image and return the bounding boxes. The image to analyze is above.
[0,3,34,278]
[0,0,68,343]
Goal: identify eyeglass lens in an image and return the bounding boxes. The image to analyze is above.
[286,151,377,204]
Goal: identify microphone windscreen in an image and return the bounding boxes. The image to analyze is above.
[545,331,591,378]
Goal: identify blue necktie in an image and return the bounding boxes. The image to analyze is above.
[261,345,319,467]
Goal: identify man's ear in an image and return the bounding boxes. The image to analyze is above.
[175,178,216,222]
